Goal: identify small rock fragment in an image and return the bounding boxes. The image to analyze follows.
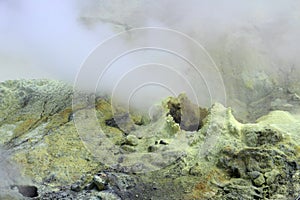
[93,175,107,191]
[248,171,261,180]
[71,183,81,192]
[148,145,158,152]
[125,135,138,146]
[159,140,168,145]
[121,145,136,152]
[264,170,279,185]
[253,173,265,186]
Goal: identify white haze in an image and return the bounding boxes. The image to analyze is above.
[0,147,32,198]
[0,0,300,111]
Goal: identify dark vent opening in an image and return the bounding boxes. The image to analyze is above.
[16,185,38,198]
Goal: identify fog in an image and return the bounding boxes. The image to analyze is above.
[1,0,300,115]
[0,147,33,199]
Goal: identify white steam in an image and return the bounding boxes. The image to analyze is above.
[0,147,32,199]
[1,0,300,112]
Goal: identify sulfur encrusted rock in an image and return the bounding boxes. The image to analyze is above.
[0,79,300,199]
[0,80,99,198]
[164,93,208,131]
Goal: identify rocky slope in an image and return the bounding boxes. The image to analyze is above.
[0,79,300,200]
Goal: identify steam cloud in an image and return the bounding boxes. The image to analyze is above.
[1,0,300,111]
[0,147,34,199]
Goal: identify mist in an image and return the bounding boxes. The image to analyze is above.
[1,0,300,116]
[0,147,34,199]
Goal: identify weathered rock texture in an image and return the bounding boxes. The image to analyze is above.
[0,79,300,200]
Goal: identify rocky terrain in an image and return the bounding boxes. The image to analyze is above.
[0,79,300,199]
